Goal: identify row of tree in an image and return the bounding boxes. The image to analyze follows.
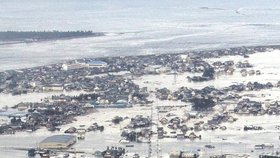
[0,31,104,41]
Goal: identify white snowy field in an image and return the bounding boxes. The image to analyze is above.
[1,0,280,71]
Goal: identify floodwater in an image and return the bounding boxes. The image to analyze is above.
[1,0,280,71]
[1,0,280,157]
[0,50,280,157]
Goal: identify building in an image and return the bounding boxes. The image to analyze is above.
[42,84,64,92]
[77,128,86,140]
[61,62,87,71]
[17,103,29,111]
[39,135,77,149]
[92,100,130,108]
[87,60,107,68]
[180,54,190,62]
[115,100,129,108]
[170,151,199,158]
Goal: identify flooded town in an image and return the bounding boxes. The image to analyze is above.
[0,45,280,158]
[2,0,280,158]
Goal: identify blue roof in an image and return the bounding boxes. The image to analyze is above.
[87,60,107,65]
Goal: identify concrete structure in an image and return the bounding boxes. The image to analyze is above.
[39,135,77,149]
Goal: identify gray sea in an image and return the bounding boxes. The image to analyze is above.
[0,0,280,71]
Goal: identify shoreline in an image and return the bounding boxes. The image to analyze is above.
[0,31,105,46]
[1,44,279,73]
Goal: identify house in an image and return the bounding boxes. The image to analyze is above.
[114,100,129,108]
[170,151,199,158]
[43,84,63,92]
[17,103,29,111]
[176,132,185,139]
[39,135,77,149]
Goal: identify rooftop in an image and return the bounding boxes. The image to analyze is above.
[40,135,76,144]
[87,60,107,66]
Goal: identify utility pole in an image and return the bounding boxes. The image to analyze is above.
[173,70,177,85]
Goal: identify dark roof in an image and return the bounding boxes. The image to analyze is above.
[40,135,76,144]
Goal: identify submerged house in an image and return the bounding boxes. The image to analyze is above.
[39,135,77,149]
